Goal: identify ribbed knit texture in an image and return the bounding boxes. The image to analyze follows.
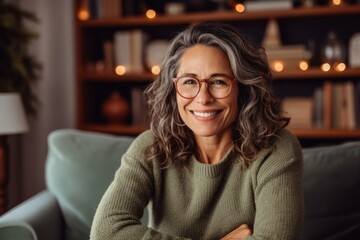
[90,129,304,240]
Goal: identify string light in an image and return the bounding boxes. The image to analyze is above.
[273,61,284,72]
[299,61,309,71]
[146,9,156,19]
[234,3,245,13]
[78,9,90,20]
[151,66,161,75]
[334,62,346,72]
[331,0,342,6]
[321,63,331,72]
[115,65,126,75]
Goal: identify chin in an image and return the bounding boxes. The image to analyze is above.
[191,129,219,138]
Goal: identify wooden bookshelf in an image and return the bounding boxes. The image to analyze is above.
[74,2,360,144]
[78,5,360,27]
[290,128,360,139]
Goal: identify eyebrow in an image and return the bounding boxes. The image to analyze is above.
[177,73,234,79]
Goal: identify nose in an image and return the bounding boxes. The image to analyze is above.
[195,81,215,104]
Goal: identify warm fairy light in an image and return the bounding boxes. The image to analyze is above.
[273,61,284,72]
[332,0,342,5]
[334,62,346,72]
[115,65,126,75]
[151,65,161,75]
[235,3,245,13]
[321,63,331,72]
[78,9,90,20]
[299,61,309,71]
[146,9,156,19]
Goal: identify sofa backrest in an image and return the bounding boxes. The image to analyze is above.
[45,129,360,240]
[302,141,360,240]
[45,129,134,240]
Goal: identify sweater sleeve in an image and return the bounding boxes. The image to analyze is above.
[247,130,304,240]
[90,131,191,240]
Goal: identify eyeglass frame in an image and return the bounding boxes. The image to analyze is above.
[173,74,236,99]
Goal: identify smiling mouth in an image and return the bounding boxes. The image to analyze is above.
[192,111,220,118]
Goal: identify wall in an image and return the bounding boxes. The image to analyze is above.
[8,0,75,208]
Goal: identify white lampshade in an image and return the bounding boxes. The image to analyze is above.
[0,93,29,135]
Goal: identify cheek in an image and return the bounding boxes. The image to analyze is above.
[227,100,238,119]
[176,95,189,115]
[226,91,239,120]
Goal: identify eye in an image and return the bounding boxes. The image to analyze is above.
[179,77,198,85]
[209,77,230,88]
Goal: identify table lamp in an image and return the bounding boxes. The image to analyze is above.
[0,93,29,214]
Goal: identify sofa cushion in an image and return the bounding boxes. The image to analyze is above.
[303,141,360,240]
[45,129,134,240]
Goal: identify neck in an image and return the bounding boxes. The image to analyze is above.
[195,134,233,164]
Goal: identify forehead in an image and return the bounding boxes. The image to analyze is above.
[181,44,227,61]
[178,44,232,75]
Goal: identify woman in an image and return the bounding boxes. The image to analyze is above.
[90,22,304,240]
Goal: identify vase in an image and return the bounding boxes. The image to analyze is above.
[321,31,346,66]
[102,92,129,123]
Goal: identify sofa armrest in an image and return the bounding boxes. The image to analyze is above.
[0,190,64,240]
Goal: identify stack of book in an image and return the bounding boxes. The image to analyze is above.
[113,30,147,74]
[244,0,293,12]
[131,87,150,127]
[265,45,309,71]
[283,80,360,130]
[315,81,359,130]
[282,97,314,129]
[81,0,123,18]
[262,19,309,71]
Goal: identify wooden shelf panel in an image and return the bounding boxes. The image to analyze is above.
[79,67,360,81]
[81,70,155,82]
[79,124,360,139]
[289,128,360,139]
[77,5,360,27]
[75,0,360,143]
[274,68,360,80]
[79,124,148,136]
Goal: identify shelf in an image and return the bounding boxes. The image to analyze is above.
[81,70,155,82]
[79,124,148,136]
[77,5,360,27]
[80,67,360,81]
[274,68,360,80]
[289,128,360,139]
[79,123,360,139]
[75,0,360,144]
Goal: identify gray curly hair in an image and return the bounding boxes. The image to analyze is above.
[144,22,289,168]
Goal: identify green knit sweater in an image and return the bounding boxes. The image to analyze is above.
[90,129,304,240]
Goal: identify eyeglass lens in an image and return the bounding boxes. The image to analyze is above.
[176,76,233,99]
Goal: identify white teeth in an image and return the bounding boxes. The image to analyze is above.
[193,111,217,118]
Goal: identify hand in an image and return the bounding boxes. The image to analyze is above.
[220,224,253,240]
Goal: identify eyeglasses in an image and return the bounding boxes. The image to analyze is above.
[174,74,235,99]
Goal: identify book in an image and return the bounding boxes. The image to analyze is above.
[114,30,131,72]
[103,40,115,71]
[114,29,146,73]
[332,83,344,129]
[89,0,99,18]
[244,0,292,12]
[131,87,149,127]
[355,81,360,128]
[90,0,121,18]
[282,97,313,129]
[344,81,356,130]
[323,81,333,129]
[313,87,323,129]
[130,29,147,73]
[265,45,308,60]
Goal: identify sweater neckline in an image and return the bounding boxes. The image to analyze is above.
[190,148,235,178]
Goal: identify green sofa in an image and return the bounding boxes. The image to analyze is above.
[0,129,359,240]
